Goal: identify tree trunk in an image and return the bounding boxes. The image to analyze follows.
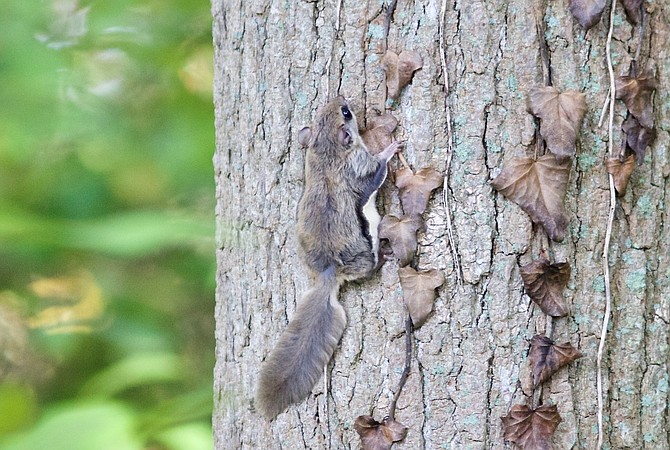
[212,0,670,448]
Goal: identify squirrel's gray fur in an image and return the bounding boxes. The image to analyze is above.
[255,96,398,419]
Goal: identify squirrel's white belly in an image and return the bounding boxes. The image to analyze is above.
[362,191,381,261]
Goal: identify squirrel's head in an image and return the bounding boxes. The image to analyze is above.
[298,96,360,151]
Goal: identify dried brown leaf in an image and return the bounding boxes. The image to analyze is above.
[395,168,443,216]
[491,155,571,242]
[568,0,606,29]
[529,334,584,387]
[502,404,562,450]
[528,87,586,159]
[616,70,657,129]
[378,215,423,267]
[519,256,571,317]
[605,155,636,196]
[622,0,642,24]
[368,113,399,134]
[398,51,422,88]
[381,52,400,100]
[622,115,656,166]
[354,415,408,450]
[361,114,399,155]
[382,50,423,101]
[398,267,445,328]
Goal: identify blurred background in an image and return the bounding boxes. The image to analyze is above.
[0,1,215,449]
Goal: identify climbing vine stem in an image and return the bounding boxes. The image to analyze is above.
[388,315,413,420]
[597,0,618,447]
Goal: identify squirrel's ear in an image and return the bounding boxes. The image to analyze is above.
[338,126,352,146]
[298,127,312,148]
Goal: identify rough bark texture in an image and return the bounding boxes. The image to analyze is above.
[213,0,670,448]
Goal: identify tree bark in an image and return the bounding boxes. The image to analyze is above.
[213,0,670,448]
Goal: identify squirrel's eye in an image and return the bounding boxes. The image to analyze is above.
[341,106,352,121]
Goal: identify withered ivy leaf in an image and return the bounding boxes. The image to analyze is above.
[398,267,445,328]
[382,50,423,101]
[395,168,444,216]
[622,0,642,24]
[519,255,571,317]
[622,115,656,166]
[362,113,399,155]
[616,70,657,129]
[568,0,606,29]
[491,155,571,242]
[529,334,584,387]
[528,87,587,160]
[354,415,408,450]
[379,215,423,267]
[368,113,399,133]
[605,155,636,196]
[501,404,562,450]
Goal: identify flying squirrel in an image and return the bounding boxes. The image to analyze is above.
[255,96,401,419]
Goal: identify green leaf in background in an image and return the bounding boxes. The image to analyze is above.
[0,403,143,450]
[153,422,213,450]
[0,206,212,256]
[0,384,37,434]
[80,352,185,399]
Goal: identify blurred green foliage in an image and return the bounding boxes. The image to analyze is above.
[0,0,215,449]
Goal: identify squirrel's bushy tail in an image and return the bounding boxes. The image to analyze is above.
[255,267,344,419]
